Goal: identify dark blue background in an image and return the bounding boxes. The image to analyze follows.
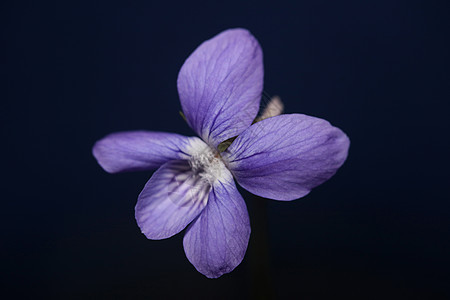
[3,0,449,299]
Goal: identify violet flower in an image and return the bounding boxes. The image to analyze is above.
[93,28,350,278]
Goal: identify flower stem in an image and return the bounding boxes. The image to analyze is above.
[248,195,274,299]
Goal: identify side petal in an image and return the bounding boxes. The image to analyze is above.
[183,169,251,278]
[135,160,211,240]
[177,28,264,148]
[223,114,350,201]
[92,131,203,173]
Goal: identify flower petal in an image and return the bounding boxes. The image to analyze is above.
[135,160,211,240]
[183,169,250,278]
[92,131,203,173]
[223,114,350,201]
[177,28,264,148]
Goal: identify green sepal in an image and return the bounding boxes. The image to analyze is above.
[179,111,187,122]
[217,136,237,152]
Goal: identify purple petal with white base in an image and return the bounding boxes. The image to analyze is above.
[93,131,200,173]
[183,169,250,278]
[177,28,264,148]
[223,114,350,201]
[135,160,211,240]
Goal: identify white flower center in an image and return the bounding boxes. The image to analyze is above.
[188,144,225,185]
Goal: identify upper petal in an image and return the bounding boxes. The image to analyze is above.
[183,169,251,278]
[177,28,264,148]
[135,160,211,240]
[92,131,203,173]
[223,114,350,201]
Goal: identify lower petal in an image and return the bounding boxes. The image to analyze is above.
[183,169,251,278]
[135,160,211,240]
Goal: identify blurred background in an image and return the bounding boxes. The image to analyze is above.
[2,0,449,299]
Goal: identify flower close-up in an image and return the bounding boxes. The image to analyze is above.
[92,28,350,278]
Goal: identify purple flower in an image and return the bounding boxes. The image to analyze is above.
[92,28,350,278]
